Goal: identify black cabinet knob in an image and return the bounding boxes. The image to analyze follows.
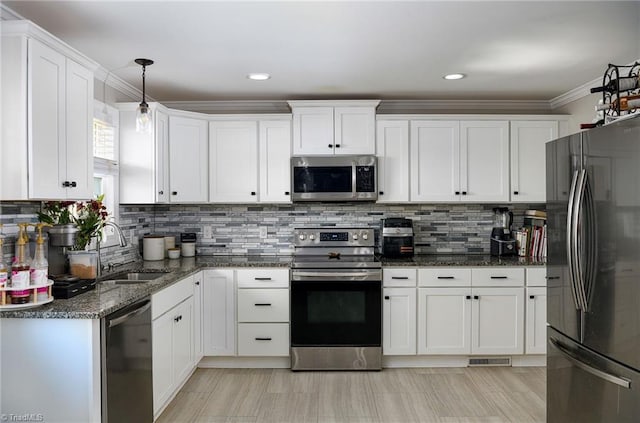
[70,181,77,187]
[473,295,479,300]
[251,192,256,196]
[455,191,460,195]
[379,191,384,195]
[285,191,290,195]
[465,295,471,300]
[159,190,164,195]
[62,181,70,187]
[529,295,535,299]
[384,296,390,300]
[513,191,519,195]
[335,144,341,148]
[328,144,333,148]
[172,191,178,195]
[462,191,467,195]
[195,281,200,286]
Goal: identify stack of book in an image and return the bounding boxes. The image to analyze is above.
[514,210,547,258]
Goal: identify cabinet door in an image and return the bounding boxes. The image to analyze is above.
[510,120,558,203]
[376,120,410,203]
[152,311,174,415]
[259,120,292,203]
[417,287,471,354]
[334,106,375,155]
[526,287,547,354]
[172,297,194,388]
[460,121,510,202]
[209,121,258,203]
[155,110,170,203]
[292,107,334,155]
[471,287,524,355]
[193,272,203,364]
[28,38,66,199]
[383,288,416,355]
[410,121,460,202]
[64,59,94,199]
[203,269,236,355]
[169,116,208,202]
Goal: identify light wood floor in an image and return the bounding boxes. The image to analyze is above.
[157,367,545,423]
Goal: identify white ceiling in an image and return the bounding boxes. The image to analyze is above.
[3,1,639,103]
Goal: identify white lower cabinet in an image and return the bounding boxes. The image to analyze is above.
[203,269,236,356]
[471,287,524,355]
[418,287,471,354]
[152,275,195,417]
[193,271,204,364]
[237,323,290,356]
[526,287,547,354]
[383,287,417,355]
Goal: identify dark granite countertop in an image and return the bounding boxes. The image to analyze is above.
[0,254,543,319]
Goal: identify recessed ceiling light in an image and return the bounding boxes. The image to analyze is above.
[247,73,271,81]
[443,73,466,80]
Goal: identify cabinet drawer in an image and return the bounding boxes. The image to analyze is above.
[418,268,471,287]
[152,275,194,320]
[237,289,289,322]
[472,267,524,287]
[236,268,289,288]
[526,267,547,287]
[383,268,417,287]
[237,323,289,356]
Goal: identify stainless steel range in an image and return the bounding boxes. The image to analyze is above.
[290,227,382,371]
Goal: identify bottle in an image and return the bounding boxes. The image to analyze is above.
[0,224,7,288]
[30,223,51,286]
[11,223,31,289]
[595,94,640,112]
[590,76,639,93]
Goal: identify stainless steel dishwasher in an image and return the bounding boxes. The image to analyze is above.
[101,297,153,423]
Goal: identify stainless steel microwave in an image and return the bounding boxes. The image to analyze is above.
[291,155,377,202]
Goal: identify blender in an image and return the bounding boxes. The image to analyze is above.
[490,207,517,256]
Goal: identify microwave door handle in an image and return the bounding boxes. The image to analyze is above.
[566,170,582,311]
[352,162,357,199]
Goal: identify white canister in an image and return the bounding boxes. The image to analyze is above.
[164,236,175,258]
[143,235,165,261]
[181,242,196,257]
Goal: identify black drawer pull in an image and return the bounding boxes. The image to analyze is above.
[255,337,272,341]
[513,191,519,195]
[466,295,471,300]
[490,276,508,279]
[391,276,409,280]
[437,276,454,279]
[546,276,560,280]
[254,277,272,281]
[529,295,535,299]
[254,303,272,306]
[384,296,390,300]
[473,295,479,300]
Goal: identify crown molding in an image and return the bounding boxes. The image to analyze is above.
[377,99,552,113]
[162,100,291,114]
[0,4,24,20]
[549,77,601,109]
[94,67,154,104]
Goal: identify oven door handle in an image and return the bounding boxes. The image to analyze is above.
[292,271,380,278]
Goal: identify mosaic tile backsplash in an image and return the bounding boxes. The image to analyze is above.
[1,201,544,266]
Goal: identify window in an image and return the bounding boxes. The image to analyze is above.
[93,100,120,247]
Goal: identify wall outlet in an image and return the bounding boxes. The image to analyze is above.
[259,226,268,239]
[203,225,213,239]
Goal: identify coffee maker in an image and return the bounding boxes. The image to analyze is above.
[490,207,517,256]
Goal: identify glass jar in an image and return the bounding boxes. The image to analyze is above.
[68,251,98,280]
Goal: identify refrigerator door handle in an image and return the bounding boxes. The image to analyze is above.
[566,170,582,310]
[550,337,631,389]
[582,171,598,310]
[572,169,589,311]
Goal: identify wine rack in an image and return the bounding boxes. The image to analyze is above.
[600,62,640,119]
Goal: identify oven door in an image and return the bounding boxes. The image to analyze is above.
[290,275,382,347]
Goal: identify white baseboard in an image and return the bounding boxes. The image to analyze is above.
[198,356,291,368]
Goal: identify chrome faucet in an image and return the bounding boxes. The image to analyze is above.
[97,221,128,278]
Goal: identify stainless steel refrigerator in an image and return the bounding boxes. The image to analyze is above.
[546,114,640,422]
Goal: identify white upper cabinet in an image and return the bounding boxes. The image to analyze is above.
[410,120,509,202]
[510,120,559,203]
[376,120,410,203]
[169,115,208,203]
[119,104,169,203]
[209,117,291,204]
[289,100,379,155]
[410,120,460,202]
[259,120,292,203]
[1,23,95,200]
[209,121,259,203]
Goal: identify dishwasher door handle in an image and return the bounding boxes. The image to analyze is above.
[109,300,152,328]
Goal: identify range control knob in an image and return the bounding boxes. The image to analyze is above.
[309,234,316,241]
[353,234,359,240]
[362,233,369,240]
[298,234,306,241]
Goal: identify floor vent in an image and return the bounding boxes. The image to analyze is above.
[468,357,512,367]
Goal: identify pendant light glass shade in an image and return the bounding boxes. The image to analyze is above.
[134,58,154,133]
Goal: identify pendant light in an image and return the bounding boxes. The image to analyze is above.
[135,58,154,133]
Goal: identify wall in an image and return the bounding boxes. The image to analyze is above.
[554,92,601,135]
[0,201,544,266]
